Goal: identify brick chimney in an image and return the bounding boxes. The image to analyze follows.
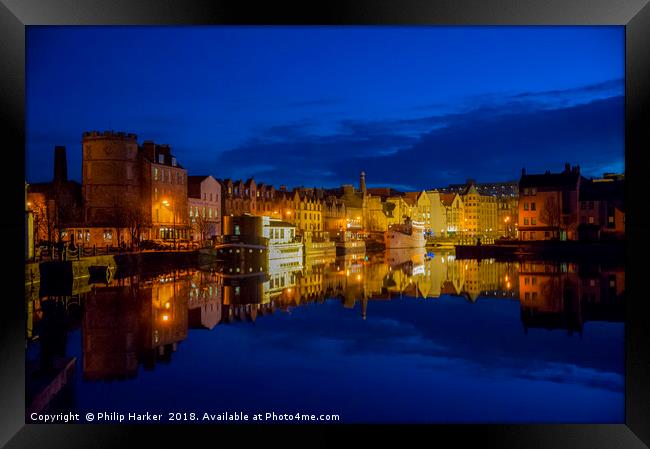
[53,146,68,184]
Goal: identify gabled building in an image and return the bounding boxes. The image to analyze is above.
[440,193,464,235]
[188,175,222,242]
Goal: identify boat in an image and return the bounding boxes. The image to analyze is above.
[385,218,426,249]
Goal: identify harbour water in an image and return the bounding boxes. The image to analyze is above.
[25,251,624,423]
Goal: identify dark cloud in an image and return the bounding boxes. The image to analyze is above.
[211,92,623,189]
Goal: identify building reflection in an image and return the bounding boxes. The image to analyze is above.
[518,261,624,335]
[28,254,624,383]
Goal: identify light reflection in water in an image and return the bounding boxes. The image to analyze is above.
[25,251,624,420]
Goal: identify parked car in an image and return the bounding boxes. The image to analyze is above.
[140,239,166,250]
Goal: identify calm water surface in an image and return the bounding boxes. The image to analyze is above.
[26,251,624,423]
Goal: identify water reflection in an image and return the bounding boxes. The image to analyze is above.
[27,252,624,381]
[25,251,624,420]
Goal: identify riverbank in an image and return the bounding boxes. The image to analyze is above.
[27,251,200,295]
[455,240,625,261]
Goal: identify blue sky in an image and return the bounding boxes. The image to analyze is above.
[26,26,624,190]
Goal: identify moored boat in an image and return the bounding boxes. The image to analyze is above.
[385,218,426,249]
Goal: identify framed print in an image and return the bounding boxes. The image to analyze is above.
[1,1,649,448]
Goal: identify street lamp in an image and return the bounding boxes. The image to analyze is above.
[162,199,176,250]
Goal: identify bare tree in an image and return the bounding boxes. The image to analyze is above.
[540,195,561,239]
[192,213,211,247]
[126,204,147,250]
[111,196,129,249]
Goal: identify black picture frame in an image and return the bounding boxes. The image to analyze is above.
[1,1,648,447]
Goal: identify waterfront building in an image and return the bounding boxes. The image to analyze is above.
[142,141,189,241]
[577,175,624,240]
[220,178,257,217]
[188,175,222,243]
[77,131,189,246]
[322,195,347,239]
[440,193,464,235]
[27,146,83,246]
[478,194,498,238]
[518,164,582,241]
[403,191,430,231]
[425,190,447,237]
[461,183,480,237]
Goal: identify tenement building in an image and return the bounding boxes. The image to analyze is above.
[188,175,222,242]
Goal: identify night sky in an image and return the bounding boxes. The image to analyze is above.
[26,26,624,190]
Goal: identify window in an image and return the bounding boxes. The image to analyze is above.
[532,292,538,300]
[544,231,550,238]
[153,167,159,181]
[281,229,285,238]
[172,157,177,167]
[202,207,206,218]
[158,154,164,164]
[154,188,158,200]
[524,203,529,211]
[208,208,212,218]
[589,216,594,224]
[530,231,536,239]
[525,292,530,300]
[531,188,537,195]
[210,193,213,202]
[580,202,586,210]
[524,218,529,225]
[608,216,614,223]
[531,202,536,211]
[531,277,537,285]
[234,225,240,236]
[103,229,113,241]
[531,218,536,225]
[588,201,594,210]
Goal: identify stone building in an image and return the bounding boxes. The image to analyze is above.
[322,195,347,239]
[188,175,222,242]
[80,131,189,246]
[27,146,83,246]
[440,193,464,235]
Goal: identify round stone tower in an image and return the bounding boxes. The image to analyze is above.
[82,130,140,225]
